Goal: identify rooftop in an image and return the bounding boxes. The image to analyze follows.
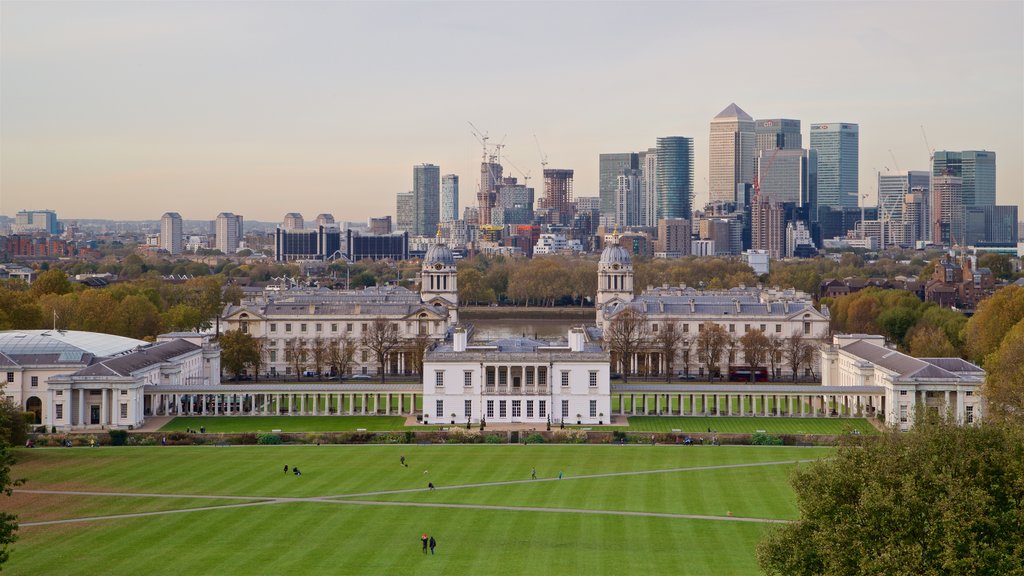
[0,330,146,361]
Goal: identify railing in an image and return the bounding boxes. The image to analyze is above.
[483,386,549,395]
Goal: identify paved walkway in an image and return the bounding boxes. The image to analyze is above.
[17,459,809,528]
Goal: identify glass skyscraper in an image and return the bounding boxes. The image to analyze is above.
[878,170,929,223]
[655,136,694,220]
[441,174,459,223]
[809,123,859,209]
[932,151,996,208]
[755,119,802,154]
[413,163,441,236]
[599,153,639,217]
[709,103,756,205]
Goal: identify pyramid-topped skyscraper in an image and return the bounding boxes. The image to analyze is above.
[709,103,756,206]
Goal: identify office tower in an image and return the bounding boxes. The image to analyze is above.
[215,212,243,254]
[709,103,756,204]
[441,174,459,223]
[615,169,642,227]
[599,153,640,218]
[274,226,342,262]
[755,119,801,154]
[901,192,927,245]
[160,212,183,255]
[315,214,335,228]
[478,161,503,225]
[641,148,658,227]
[751,200,785,259]
[491,177,534,226]
[13,210,60,234]
[413,163,441,236]
[656,218,690,256]
[810,123,859,209]
[368,216,393,235]
[396,192,415,232]
[878,171,929,223]
[931,175,964,246]
[757,149,817,213]
[575,197,601,212]
[282,213,304,230]
[538,169,575,225]
[932,151,996,208]
[655,137,695,220]
[989,205,1018,244]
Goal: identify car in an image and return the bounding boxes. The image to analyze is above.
[610,373,622,381]
[676,373,697,381]
[302,370,316,377]
[349,374,372,380]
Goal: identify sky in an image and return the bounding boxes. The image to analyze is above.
[1,1,1022,223]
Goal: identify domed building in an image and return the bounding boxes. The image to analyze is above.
[420,240,459,319]
[596,236,635,310]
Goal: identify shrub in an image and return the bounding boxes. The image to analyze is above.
[108,429,128,446]
[751,431,784,445]
[484,434,504,444]
[524,433,545,444]
[446,427,481,443]
[256,432,282,445]
[551,429,588,444]
[612,431,627,442]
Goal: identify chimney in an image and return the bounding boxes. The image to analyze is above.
[689,298,696,313]
[733,298,741,313]
[453,327,467,352]
[784,301,790,314]
[568,327,585,352]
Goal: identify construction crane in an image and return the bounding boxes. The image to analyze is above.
[469,121,504,193]
[501,154,531,186]
[751,147,781,204]
[533,133,549,171]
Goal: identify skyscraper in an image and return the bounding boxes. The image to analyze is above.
[283,213,304,230]
[809,123,859,209]
[932,151,996,208]
[538,169,574,225]
[615,169,642,227]
[478,161,503,226]
[931,175,964,246]
[755,119,802,154]
[160,212,183,255]
[878,171,929,223]
[396,192,415,233]
[655,137,695,220]
[756,148,817,211]
[641,148,658,227]
[215,212,243,254]
[599,153,639,218]
[441,174,459,223]
[709,103,756,205]
[413,163,441,236]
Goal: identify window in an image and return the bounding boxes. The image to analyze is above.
[775,324,781,333]
[361,350,367,362]
[285,323,292,332]
[729,350,735,363]
[486,367,496,386]
[729,324,735,333]
[435,400,444,419]
[590,400,597,418]
[966,405,974,423]
[561,400,569,418]
[464,371,473,387]
[526,400,534,418]
[526,368,534,386]
[589,371,598,387]
[120,403,128,419]
[331,324,338,332]
[315,323,322,332]
[435,371,444,387]
[31,376,38,387]
[301,324,307,332]
[498,368,507,386]
[512,400,521,419]
[965,391,973,396]
[240,322,248,334]
[5,373,12,383]
[270,351,277,362]
[561,371,570,387]
[698,324,704,332]
[464,400,472,419]
[744,324,750,333]
[499,401,507,418]
[121,389,128,395]
[361,323,367,332]
[652,323,658,333]
[899,390,907,396]
[486,400,494,419]
[760,324,766,332]
[270,324,277,332]
[900,405,908,423]
[539,400,546,418]
[683,324,689,333]
[55,404,63,419]
[346,323,353,331]
[803,321,811,335]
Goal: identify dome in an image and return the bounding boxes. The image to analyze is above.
[599,243,632,266]
[423,243,455,267]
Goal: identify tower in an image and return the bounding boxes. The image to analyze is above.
[420,233,459,317]
[441,174,459,223]
[655,136,695,220]
[160,212,183,255]
[809,123,859,209]
[596,235,634,310]
[709,103,756,205]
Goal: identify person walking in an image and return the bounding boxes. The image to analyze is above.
[558,470,563,480]
[429,536,436,555]
[531,467,537,480]
[400,455,407,467]
[284,465,289,473]
[421,534,429,554]
[428,482,435,490]
[293,467,301,476]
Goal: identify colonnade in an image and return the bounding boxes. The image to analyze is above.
[148,392,419,417]
[614,392,882,418]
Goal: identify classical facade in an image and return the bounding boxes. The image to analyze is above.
[821,334,985,430]
[221,243,459,377]
[422,327,611,425]
[1,330,219,431]
[597,240,830,378]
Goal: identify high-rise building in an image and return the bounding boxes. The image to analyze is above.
[478,161,503,226]
[538,169,574,225]
[709,103,756,205]
[656,218,690,256]
[989,205,1019,244]
[810,123,859,209]
[414,164,441,236]
[491,177,534,226]
[756,149,817,213]
[396,192,415,233]
[13,210,60,234]
[751,201,785,259]
[315,214,335,228]
[599,153,639,218]
[615,169,642,227]
[441,174,459,223]
[901,192,927,245]
[878,171,929,224]
[283,213,304,230]
[655,137,695,220]
[699,218,733,255]
[641,148,658,227]
[755,119,802,154]
[160,212,183,255]
[215,212,243,254]
[931,175,964,246]
[932,151,996,208]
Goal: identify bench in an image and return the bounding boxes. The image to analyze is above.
[671,429,681,432]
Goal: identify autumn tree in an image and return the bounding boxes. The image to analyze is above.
[327,335,356,380]
[0,394,24,569]
[114,294,163,340]
[605,308,649,383]
[361,317,401,383]
[963,285,1024,364]
[251,337,266,381]
[407,334,433,375]
[0,288,43,330]
[799,339,817,378]
[981,319,1024,421]
[739,329,770,383]
[695,322,730,381]
[757,416,1024,576]
[653,321,685,382]
[218,330,259,380]
[29,269,72,298]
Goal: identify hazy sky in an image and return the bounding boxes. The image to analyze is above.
[2,1,1022,223]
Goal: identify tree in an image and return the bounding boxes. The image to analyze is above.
[218,330,259,380]
[327,335,356,380]
[407,334,433,375]
[114,294,162,340]
[757,417,1024,576]
[982,319,1024,421]
[963,285,1024,364]
[29,269,71,297]
[285,338,308,381]
[310,336,328,380]
[605,308,649,383]
[767,335,785,380]
[907,324,956,357]
[739,329,770,383]
[0,288,43,330]
[978,252,1013,280]
[0,394,24,569]
[877,307,919,348]
[361,317,401,383]
[695,322,730,381]
[799,340,817,379]
[251,337,266,381]
[653,321,685,382]
[785,332,804,383]
[162,304,205,333]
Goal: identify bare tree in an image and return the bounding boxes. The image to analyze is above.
[361,317,401,383]
[285,338,307,381]
[327,335,356,380]
[310,336,328,380]
[785,332,804,383]
[695,322,730,381]
[252,337,266,381]
[739,329,770,383]
[767,335,785,381]
[605,308,649,383]
[407,334,433,376]
[654,321,686,382]
[799,340,818,380]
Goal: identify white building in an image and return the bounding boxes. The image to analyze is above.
[744,249,770,275]
[215,212,243,254]
[160,212,183,255]
[533,233,583,255]
[422,327,611,425]
[1,330,220,431]
[821,334,985,430]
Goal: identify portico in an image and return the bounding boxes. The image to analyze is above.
[144,383,422,417]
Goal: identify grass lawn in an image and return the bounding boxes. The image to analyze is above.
[158,415,408,433]
[617,416,877,435]
[7,445,830,575]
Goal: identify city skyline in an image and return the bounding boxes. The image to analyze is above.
[1,1,1021,221]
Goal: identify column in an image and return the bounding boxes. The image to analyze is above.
[714,394,720,416]
[373,394,379,415]
[655,394,661,415]
[944,390,950,418]
[101,389,108,426]
[955,388,965,424]
[801,395,806,416]
[386,394,391,415]
[362,394,367,415]
[300,394,305,415]
[78,389,86,427]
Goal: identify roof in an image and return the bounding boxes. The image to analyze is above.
[713,103,753,121]
[840,340,982,382]
[605,293,820,319]
[429,335,607,361]
[423,243,455,266]
[0,330,146,362]
[599,243,632,265]
[72,339,200,377]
